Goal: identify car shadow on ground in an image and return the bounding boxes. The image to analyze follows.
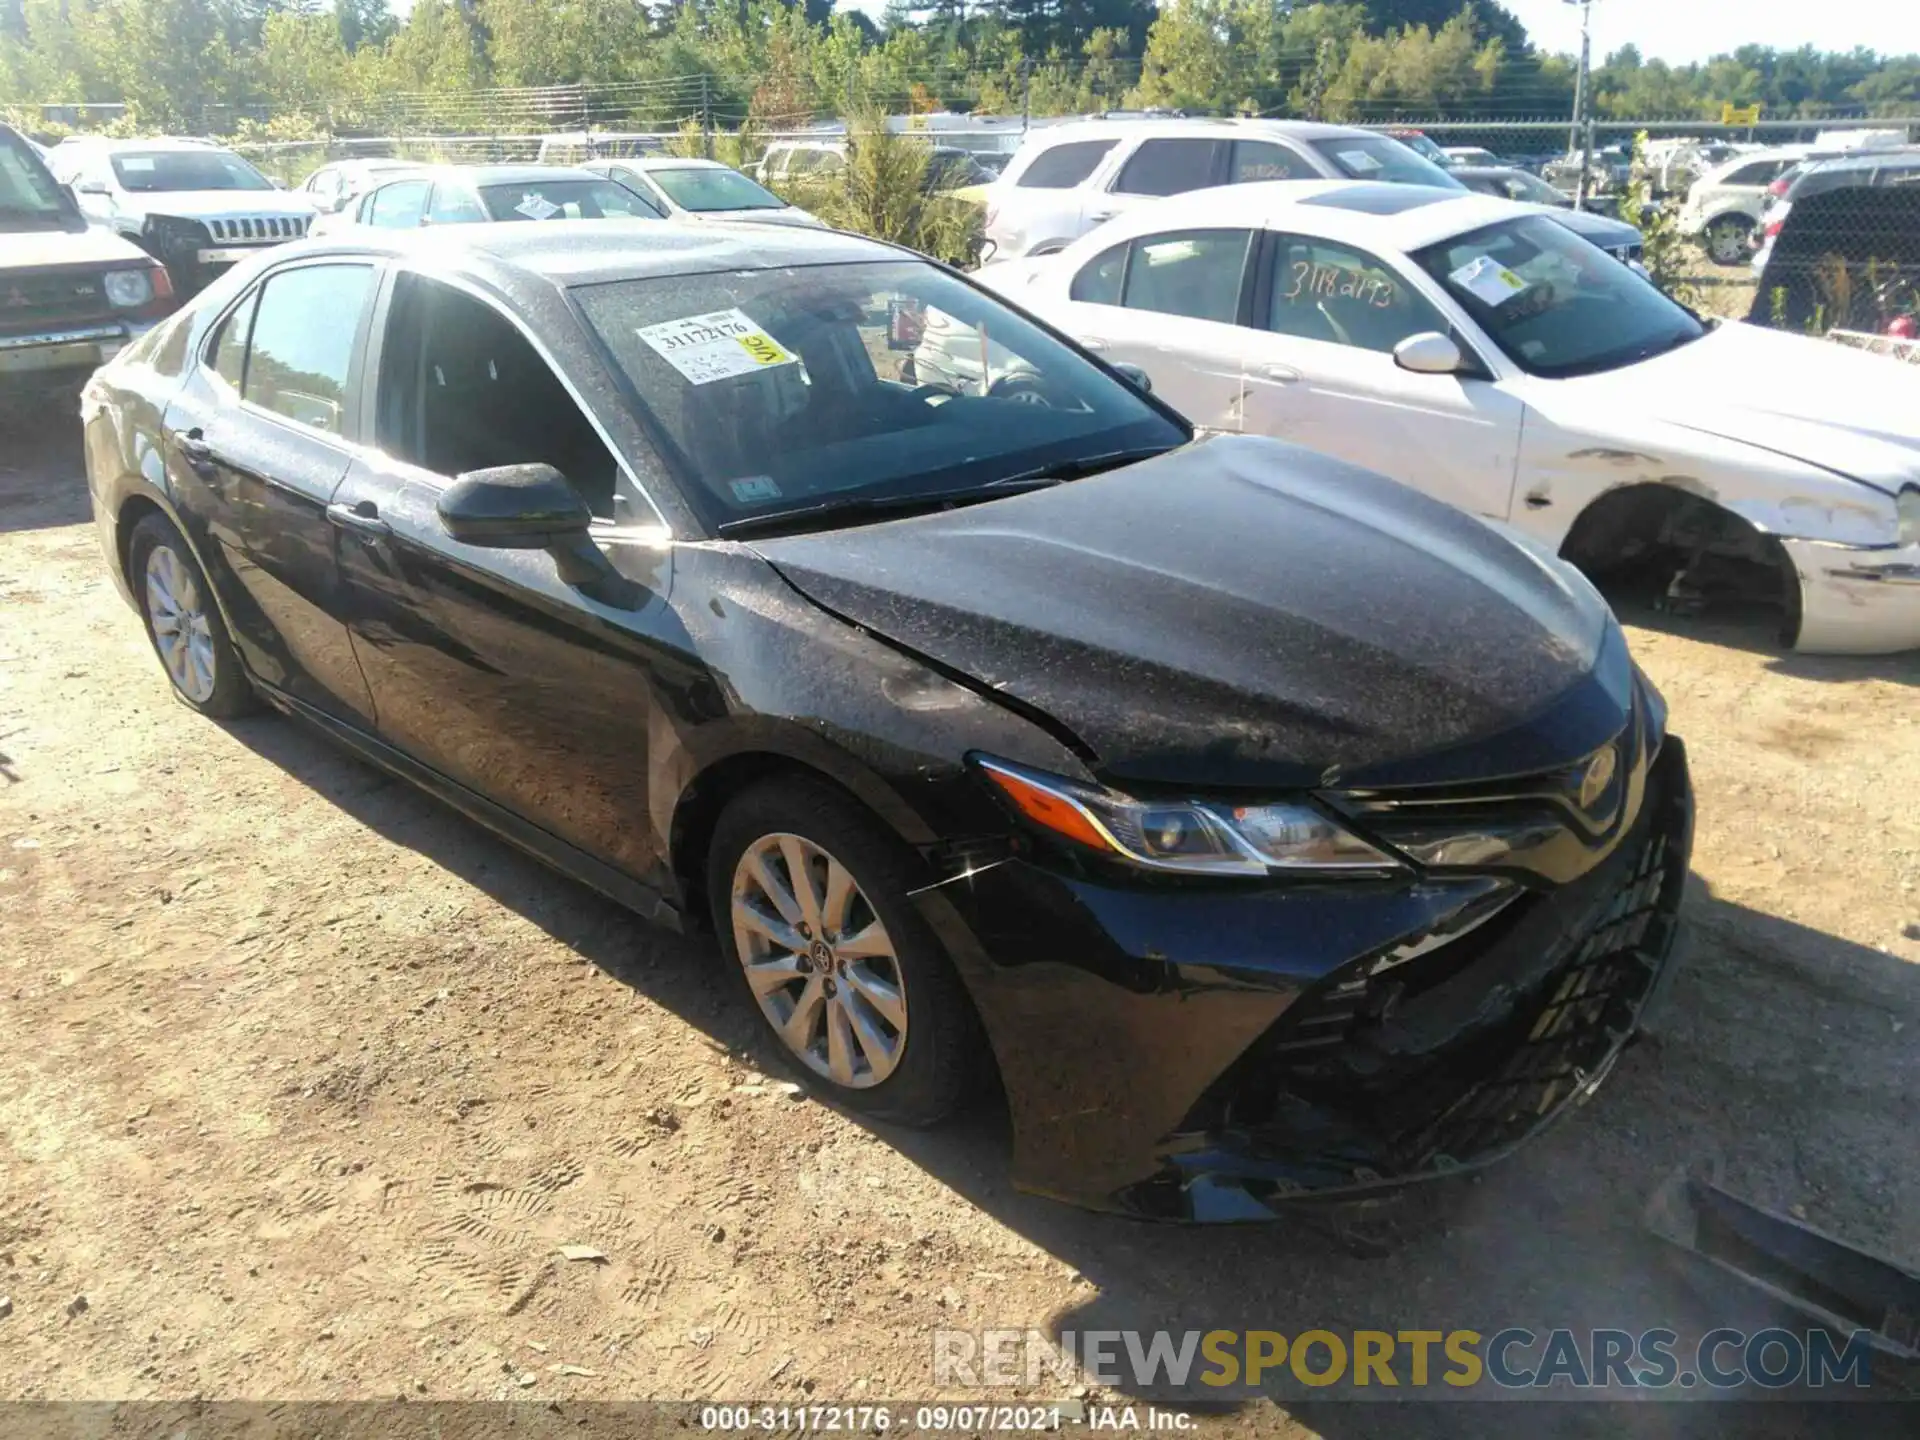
[218,709,1920,1437]
[0,416,91,533]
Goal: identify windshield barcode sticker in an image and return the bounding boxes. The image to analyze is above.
[514,193,562,220]
[1450,255,1530,307]
[637,308,798,385]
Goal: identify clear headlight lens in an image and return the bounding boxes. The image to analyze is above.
[103,267,153,308]
[1898,487,1920,547]
[975,757,1401,876]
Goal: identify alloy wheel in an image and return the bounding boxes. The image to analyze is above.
[144,543,217,703]
[730,832,908,1089]
[1706,219,1748,265]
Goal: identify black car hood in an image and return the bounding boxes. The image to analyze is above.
[752,436,1619,790]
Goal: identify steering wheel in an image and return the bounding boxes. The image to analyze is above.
[988,374,1055,408]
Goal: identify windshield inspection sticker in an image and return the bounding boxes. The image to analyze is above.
[513,193,562,220]
[1450,254,1531,307]
[728,475,782,503]
[637,308,799,385]
[1336,150,1383,174]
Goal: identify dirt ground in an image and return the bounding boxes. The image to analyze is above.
[2,414,1918,1437]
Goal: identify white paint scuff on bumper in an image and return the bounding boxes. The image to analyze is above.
[1783,537,1920,654]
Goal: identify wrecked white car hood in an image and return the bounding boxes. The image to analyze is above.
[1569,322,1920,493]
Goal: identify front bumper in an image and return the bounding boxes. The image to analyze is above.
[914,732,1693,1222]
[0,322,142,389]
[1783,537,1920,654]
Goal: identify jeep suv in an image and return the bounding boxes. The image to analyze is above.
[1,123,176,402]
[46,136,317,293]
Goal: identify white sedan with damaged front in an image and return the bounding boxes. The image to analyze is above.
[978,180,1920,655]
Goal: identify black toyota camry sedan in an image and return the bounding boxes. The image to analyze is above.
[82,221,1693,1221]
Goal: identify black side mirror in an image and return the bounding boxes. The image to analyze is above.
[1112,362,1153,394]
[437,463,641,607]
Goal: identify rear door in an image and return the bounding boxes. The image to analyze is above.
[158,259,381,721]
[1239,231,1525,520]
[1089,137,1229,231]
[1052,227,1257,435]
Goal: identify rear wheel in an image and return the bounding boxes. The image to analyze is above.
[129,513,255,718]
[1703,214,1751,266]
[707,776,978,1126]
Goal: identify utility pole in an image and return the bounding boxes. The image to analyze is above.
[1565,0,1596,208]
[1021,58,1032,136]
[701,74,713,160]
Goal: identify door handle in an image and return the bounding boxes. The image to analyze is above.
[1258,364,1301,383]
[177,427,215,474]
[1087,209,1117,223]
[326,499,391,537]
[1080,337,1109,352]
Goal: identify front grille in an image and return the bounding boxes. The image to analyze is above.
[1184,744,1690,1197]
[205,216,306,243]
[0,270,113,334]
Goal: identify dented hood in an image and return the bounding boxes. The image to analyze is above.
[1574,321,1920,493]
[752,436,1616,790]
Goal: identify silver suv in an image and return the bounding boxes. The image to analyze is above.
[982,118,1459,262]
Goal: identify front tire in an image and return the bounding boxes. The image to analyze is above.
[707,776,979,1126]
[128,513,255,718]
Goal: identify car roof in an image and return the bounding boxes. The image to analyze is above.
[56,135,221,151]
[604,156,725,172]
[1447,165,1534,181]
[289,218,898,288]
[1020,116,1380,146]
[1071,179,1535,253]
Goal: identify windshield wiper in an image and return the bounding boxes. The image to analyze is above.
[716,478,1061,539]
[993,444,1180,488]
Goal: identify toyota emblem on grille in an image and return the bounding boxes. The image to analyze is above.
[1578,745,1618,811]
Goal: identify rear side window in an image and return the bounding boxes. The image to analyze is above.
[425,183,486,225]
[207,289,258,391]
[1231,141,1307,183]
[1723,161,1778,186]
[366,180,429,228]
[242,264,376,435]
[1070,241,1129,305]
[1113,139,1226,198]
[1015,139,1118,190]
[1119,229,1252,324]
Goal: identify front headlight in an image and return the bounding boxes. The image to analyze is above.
[975,756,1402,876]
[1898,487,1920,547]
[103,267,153,308]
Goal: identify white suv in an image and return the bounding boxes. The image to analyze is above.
[982,118,1458,262]
[1675,146,1812,265]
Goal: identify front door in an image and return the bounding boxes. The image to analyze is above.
[333,271,684,883]
[1051,226,1258,436]
[1239,232,1526,521]
[159,259,380,721]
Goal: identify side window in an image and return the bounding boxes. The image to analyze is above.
[1266,235,1447,354]
[1113,139,1225,198]
[1120,229,1252,324]
[425,183,486,225]
[374,276,623,519]
[1725,161,1775,186]
[242,265,375,435]
[1016,139,1119,190]
[206,288,259,392]
[1230,141,1305,184]
[366,180,430,229]
[616,174,669,217]
[1070,241,1129,305]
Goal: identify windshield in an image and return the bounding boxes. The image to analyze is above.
[1390,133,1452,166]
[1313,136,1465,189]
[1,133,72,226]
[1415,215,1705,379]
[646,166,785,212]
[928,152,994,188]
[1503,171,1570,204]
[574,259,1186,533]
[110,149,272,192]
[479,178,660,221]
